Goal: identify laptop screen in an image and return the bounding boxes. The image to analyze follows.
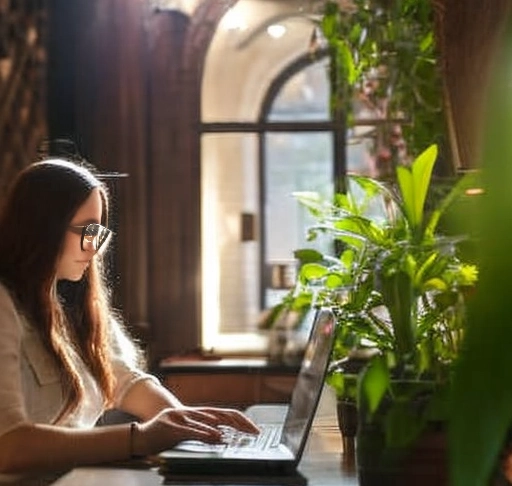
[281,308,336,457]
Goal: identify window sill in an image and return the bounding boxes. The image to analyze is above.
[202,332,269,356]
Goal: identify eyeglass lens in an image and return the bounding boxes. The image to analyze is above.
[82,224,111,251]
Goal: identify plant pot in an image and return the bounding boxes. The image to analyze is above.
[357,420,448,486]
[336,398,358,445]
[331,350,378,446]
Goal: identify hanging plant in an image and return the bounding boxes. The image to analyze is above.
[314,0,447,171]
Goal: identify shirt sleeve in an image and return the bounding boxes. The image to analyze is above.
[0,284,28,437]
[108,318,161,408]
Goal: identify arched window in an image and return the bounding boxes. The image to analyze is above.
[200,0,374,353]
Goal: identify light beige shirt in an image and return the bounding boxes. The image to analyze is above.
[0,282,159,483]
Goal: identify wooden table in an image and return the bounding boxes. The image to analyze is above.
[51,387,359,486]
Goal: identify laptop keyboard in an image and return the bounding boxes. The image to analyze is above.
[220,424,282,451]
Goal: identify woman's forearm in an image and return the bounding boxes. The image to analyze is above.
[118,378,183,420]
[0,397,260,475]
[0,423,134,475]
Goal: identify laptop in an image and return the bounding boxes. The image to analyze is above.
[158,307,336,480]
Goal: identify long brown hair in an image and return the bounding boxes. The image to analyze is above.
[0,159,116,420]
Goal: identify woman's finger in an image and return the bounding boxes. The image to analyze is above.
[143,406,260,455]
[160,411,224,444]
[190,407,260,434]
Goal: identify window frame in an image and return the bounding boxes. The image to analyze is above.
[200,52,346,316]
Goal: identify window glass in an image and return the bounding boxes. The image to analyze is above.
[264,131,333,307]
[201,133,262,352]
[267,59,330,122]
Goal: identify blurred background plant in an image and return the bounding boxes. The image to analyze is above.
[312,0,449,176]
[449,16,512,486]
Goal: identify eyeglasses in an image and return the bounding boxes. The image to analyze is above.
[68,223,113,252]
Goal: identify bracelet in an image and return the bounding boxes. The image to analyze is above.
[129,421,143,459]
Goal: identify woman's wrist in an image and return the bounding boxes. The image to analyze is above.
[128,422,145,458]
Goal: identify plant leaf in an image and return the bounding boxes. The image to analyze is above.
[299,263,329,282]
[325,272,347,288]
[332,215,387,246]
[422,277,447,292]
[380,270,415,358]
[396,144,437,233]
[294,248,324,264]
[450,19,512,486]
[358,355,390,416]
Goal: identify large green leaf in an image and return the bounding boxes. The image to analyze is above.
[396,144,437,234]
[450,18,512,486]
[380,270,415,359]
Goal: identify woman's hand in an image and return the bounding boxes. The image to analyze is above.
[134,407,259,456]
[186,406,261,434]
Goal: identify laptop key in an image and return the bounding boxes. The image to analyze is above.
[234,424,281,451]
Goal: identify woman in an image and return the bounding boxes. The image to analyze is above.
[0,159,258,482]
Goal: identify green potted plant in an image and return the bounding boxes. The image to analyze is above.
[292,143,479,484]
